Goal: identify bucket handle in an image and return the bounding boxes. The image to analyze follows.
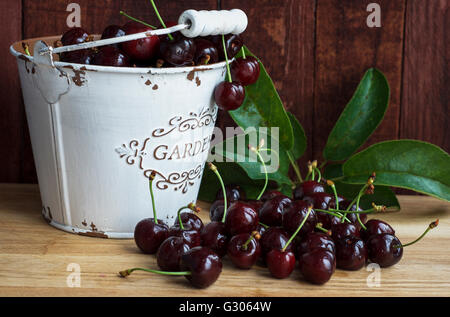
[38,9,247,56]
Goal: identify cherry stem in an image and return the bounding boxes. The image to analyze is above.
[327,180,339,210]
[258,222,269,229]
[314,167,322,182]
[341,184,367,223]
[241,231,260,251]
[355,195,367,230]
[315,223,329,234]
[314,208,351,223]
[119,267,191,277]
[22,43,31,56]
[176,206,190,230]
[282,207,312,252]
[394,219,439,249]
[250,145,269,200]
[149,172,158,224]
[222,34,232,83]
[317,207,377,215]
[119,11,157,29]
[286,151,303,183]
[208,163,228,223]
[241,46,246,59]
[149,0,174,41]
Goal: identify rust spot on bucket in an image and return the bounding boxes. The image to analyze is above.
[145,79,151,86]
[72,69,86,86]
[90,222,98,231]
[18,54,31,73]
[187,70,195,81]
[195,76,201,86]
[78,231,109,239]
[152,84,158,90]
[187,67,212,82]
[80,66,97,72]
[82,220,87,226]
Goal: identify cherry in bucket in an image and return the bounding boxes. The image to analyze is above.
[214,35,245,111]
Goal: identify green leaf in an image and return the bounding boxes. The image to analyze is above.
[212,129,293,186]
[343,140,450,201]
[323,68,390,161]
[230,46,294,150]
[287,112,307,159]
[324,163,400,210]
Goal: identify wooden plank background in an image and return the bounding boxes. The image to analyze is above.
[0,0,448,185]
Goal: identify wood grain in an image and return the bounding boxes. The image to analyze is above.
[0,184,449,297]
[0,0,27,183]
[400,0,449,152]
[223,0,316,174]
[314,0,406,161]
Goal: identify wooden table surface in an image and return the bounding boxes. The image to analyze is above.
[0,183,449,297]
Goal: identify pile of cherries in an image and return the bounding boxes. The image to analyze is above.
[57,3,260,112]
[119,164,438,288]
[58,25,244,70]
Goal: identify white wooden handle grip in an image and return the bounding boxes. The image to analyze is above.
[178,9,248,38]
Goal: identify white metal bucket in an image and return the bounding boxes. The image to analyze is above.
[10,36,227,238]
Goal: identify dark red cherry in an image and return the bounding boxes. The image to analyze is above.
[214,81,245,111]
[224,201,258,236]
[101,25,126,49]
[60,49,94,64]
[361,219,395,242]
[209,200,225,222]
[215,184,245,202]
[327,195,346,210]
[282,200,317,236]
[303,192,334,229]
[168,224,202,248]
[299,249,335,285]
[156,236,190,271]
[134,218,168,254]
[159,34,196,67]
[303,192,334,210]
[335,236,367,270]
[200,221,229,257]
[260,227,293,261]
[297,232,335,256]
[266,250,296,279]
[180,246,222,289]
[260,190,284,202]
[122,21,160,61]
[177,212,203,232]
[227,233,261,269]
[193,38,219,65]
[92,46,130,67]
[339,200,367,229]
[210,34,244,60]
[255,223,267,236]
[367,233,403,268]
[245,199,264,212]
[61,27,89,46]
[101,25,125,40]
[259,195,292,226]
[331,222,360,241]
[293,180,325,200]
[230,56,260,86]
